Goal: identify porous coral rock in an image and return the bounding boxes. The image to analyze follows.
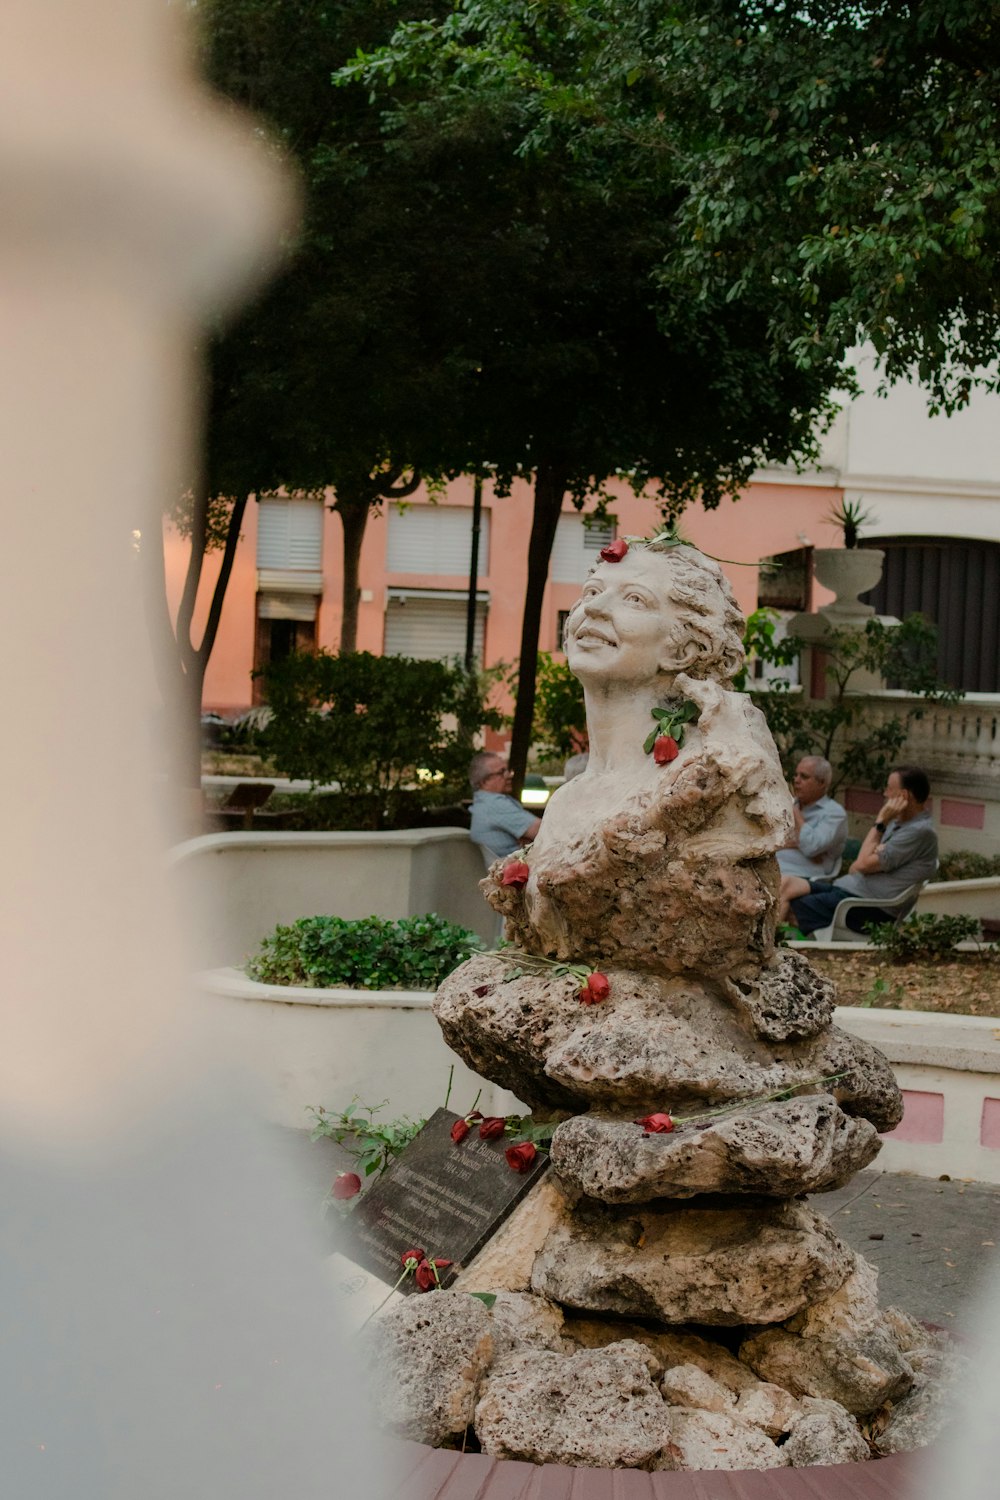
[656,1409,788,1471]
[731,949,835,1042]
[550,1096,880,1202]
[532,1198,855,1326]
[473,1341,673,1469]
[660,1363,734,1413]
[741,1320,914,1416]
[783,1401,871,1466]
[487,1292,565,1358]
[364,1291,493,1445]
[734,1381,803,1437]
[563,1317,759,1392]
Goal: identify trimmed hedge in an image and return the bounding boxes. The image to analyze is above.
[246,913,481,990]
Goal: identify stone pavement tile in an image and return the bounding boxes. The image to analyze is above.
[819,1168,1000,1331]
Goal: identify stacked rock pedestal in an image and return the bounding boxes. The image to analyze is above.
[367,545,961,1469]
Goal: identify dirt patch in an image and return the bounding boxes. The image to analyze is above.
[805,948,1000,1017]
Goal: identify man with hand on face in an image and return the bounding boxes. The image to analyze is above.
[777,757,848,922]
[788,764,938,936]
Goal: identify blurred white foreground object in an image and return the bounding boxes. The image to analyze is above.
[0,2,380,1493]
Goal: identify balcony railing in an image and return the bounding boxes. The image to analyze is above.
[847,691,1000,795]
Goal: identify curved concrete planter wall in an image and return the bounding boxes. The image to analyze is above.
[171,828,494,970]
[198,967,522,1129]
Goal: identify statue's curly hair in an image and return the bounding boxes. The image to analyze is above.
[641,541,746,684]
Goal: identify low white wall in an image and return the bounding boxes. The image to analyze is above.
[835,1007,1000,1183]
[915,877,1000,921]
[199,967,523,1130]
[171,828,494,968]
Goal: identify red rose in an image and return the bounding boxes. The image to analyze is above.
[599,538,628,563]
[468,1109,484,1121]
[579,971,611,1005]
[400,1247,426,1267]
[414,1259,437,1291]
[653,735,679,765]
[432,1258,453,1272]
[331,1171,361,1200]
[635,1112,675,1133]
[450,1118,470,1144]
[505,1141,538,1172]
[479,1116,507,1140]
[501,860,530,888]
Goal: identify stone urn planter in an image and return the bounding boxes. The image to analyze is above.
[812,547,885,625]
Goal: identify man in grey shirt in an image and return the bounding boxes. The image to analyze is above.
[777,756,847,921]
[789,764,938,936]
[468,750,541,861]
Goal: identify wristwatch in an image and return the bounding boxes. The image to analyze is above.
[874,820,887,834]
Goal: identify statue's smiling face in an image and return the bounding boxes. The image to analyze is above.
[566,551,677,683]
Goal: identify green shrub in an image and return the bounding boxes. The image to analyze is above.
[258,650,503,828]
[246,913,482,990]
[937,850,1000,882]
[865,913,982,962]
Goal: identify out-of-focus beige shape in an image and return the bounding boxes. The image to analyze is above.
[0,0,296,1143]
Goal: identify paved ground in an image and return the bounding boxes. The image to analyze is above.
[292,1130,1000,1331]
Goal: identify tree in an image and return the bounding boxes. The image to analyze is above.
[339,0,854,789]
[475,0,1000,412]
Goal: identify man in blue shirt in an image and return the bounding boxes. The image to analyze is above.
[777,756,848,923]
[468,751,541,861]
[789,765,938,936]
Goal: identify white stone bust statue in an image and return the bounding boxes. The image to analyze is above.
[485,538,794,986]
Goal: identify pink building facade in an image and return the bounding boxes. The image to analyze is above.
[165,472,844,719]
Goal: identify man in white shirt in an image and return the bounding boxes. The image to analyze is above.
[777,756,848,923]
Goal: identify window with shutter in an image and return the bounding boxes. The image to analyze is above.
[256,499,324,571]
[386,505,490,575]
[551,514,616,583]
[384,593,487,662]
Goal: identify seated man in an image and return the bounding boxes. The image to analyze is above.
[777,756,848,922]
[788,764,937,936]
[468,750,541,861]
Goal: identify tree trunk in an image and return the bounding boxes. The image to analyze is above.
[508,461,569,796]
[337,501,369,654]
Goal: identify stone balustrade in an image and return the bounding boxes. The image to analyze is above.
[846,691,1000,796]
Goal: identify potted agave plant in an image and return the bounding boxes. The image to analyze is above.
[813,497,885,623]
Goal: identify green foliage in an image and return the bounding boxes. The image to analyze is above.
[247,912,482,990]
[309,1098,427,1180]
[259,650,502,825]
[747,614,959,791]
[866,913,982,963]
[527,653,586,762]
[938,850,1000,882]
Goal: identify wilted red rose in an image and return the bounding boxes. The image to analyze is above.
[400,1247,426,1267]
[653,735,680,765]
[599,538,629,563]
[432,1258,453,1272]
[635,1112,675,1133]
[501,859,530,888]
[331,1171,361,1200]
[479,1116,507,1140]
[414,1259,437,1291]
[579,972,611,1005]
[467,1109,484,1121]
[505,1141,538,1172]
[450,1118,471,1144]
